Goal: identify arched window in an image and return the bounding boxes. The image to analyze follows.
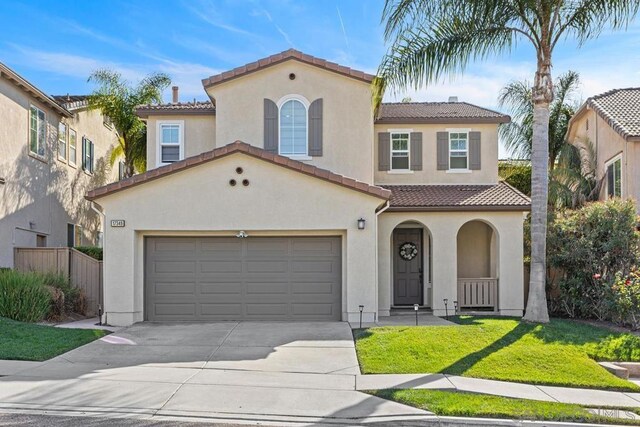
[279,97,308,156]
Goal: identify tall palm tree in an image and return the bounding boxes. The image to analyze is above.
[498,70,580,171]
[377,0,639,323]
[88,69,171,178]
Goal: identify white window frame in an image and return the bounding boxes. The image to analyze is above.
[156,120,184,167]
[29,104,47,160]
[68,128,77,167]
[388,129,412,173]
[82,137,94,175]
[605,154,623,198]
[277,94,310,160]
[58,122,67,163]
[447,128,470,172]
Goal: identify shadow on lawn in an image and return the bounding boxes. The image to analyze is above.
[438,322,531,376]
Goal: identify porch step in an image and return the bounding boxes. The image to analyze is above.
[390,307,433,316]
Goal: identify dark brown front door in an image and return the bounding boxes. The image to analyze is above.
[393,228,423,306]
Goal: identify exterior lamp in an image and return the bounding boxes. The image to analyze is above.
[357,218,366,230]
[453,300,459,315]
[359,305,364,329]
[413,304,419,326]
[443,299,449,320]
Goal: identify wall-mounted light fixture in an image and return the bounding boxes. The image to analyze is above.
[357,218,366,230]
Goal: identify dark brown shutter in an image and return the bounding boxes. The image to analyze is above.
[469,131,481,170]
[264,98,278,153]
[378,132,391,171]
[410,132,422,171]
[308,98,323,156]
[437,132,449,170]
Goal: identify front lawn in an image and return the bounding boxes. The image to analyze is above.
[0,317,108,361]
[370,389,640,425]
[354,316,640,391]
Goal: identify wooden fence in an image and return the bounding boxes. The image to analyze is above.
[13,247,103,316]
[457,277,498,310]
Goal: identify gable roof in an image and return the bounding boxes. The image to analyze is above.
[574,88,640,141]
[202,49,375,88]
[376,102,510,124]
[382,182,530,211]
[136,101,215,118]
[0,62,72,117]
[86,141,391,201]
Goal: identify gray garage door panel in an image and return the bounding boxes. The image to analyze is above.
[145,236,342,321]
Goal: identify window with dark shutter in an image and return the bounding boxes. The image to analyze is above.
[469,131,481,170]
[308,98,323,156]
[378,132,391,171]
[410,132,422,171]
[264,99,278,153]
[436,132,449,170]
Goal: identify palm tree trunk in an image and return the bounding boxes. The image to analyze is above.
[524,51,552,323]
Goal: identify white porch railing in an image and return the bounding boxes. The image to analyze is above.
[457,278,497,310]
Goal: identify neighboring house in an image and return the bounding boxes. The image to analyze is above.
[86,49,530,326]
[0,62,120,268]
[567,88,640,208]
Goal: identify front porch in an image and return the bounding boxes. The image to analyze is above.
[377,211,524,318]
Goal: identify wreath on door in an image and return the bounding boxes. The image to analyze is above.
[399,242,418,261]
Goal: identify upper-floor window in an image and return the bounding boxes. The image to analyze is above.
[606,156,622,198]
[449,131,468,170]
[29,105,46,158]
[158,121,184,165]
[58,122,67,162]
[82,137,94,174]
[118,160,126,181]
[391,132,410,170]
[69,129,77,166]
[279,96,307,157]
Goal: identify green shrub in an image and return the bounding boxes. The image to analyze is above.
[547,200,639,320]
[39,272,86,317]
[586,333,640,361]
[499,162,531,196]
[0,271,51,322]
[610,270,640,330]
[74,246,103,261]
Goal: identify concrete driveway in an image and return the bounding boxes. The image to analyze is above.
[0,322,430,425]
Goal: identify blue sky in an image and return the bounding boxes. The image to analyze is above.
[1,0,639,155]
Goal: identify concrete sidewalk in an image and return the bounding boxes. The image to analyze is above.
[356,373,640,407]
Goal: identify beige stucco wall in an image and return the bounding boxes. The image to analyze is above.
[0,76,119,267]
[373,123,500,185]
[146,114,216,169]
[377,211,525,317]
[457,220,493,278]
[95,152,384,326]
[569,109,639,210]
[205,60,374,183]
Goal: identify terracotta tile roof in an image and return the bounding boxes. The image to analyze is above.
[382,182,530,211]
[376,102,510,124]
[587,88,640,141]
[86,141,391,201]
[202,49,375,88]
[136,101,215,118]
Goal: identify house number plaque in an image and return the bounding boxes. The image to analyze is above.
[110,219,126,227]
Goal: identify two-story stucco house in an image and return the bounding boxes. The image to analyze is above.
[0,61,120,267]
[86,50,530,326]
[567,88,640,210]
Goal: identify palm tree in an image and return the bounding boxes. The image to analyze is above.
[498,70,580,171]
[88,70,171,178]
[550,139,603,208]
[377,0,639,323]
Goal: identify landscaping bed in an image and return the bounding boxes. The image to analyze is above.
[0,316,107,361]
[354,316,640,391]
[369,389,640,425]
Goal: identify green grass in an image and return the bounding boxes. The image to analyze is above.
[0,317,108,361]
[370,389,640,425]
[354,316,640,391]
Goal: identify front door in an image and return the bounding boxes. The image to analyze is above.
[393,228,423,306]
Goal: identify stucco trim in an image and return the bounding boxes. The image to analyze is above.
[86,141,391,201]
[202,49,375,88]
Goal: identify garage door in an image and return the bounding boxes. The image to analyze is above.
[145,236,342,321]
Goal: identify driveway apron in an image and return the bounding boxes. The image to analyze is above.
[0,321,430,424]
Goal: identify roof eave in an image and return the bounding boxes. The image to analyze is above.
[384,205,531,212]
[374,117,510,125]
[135,108,216,119]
